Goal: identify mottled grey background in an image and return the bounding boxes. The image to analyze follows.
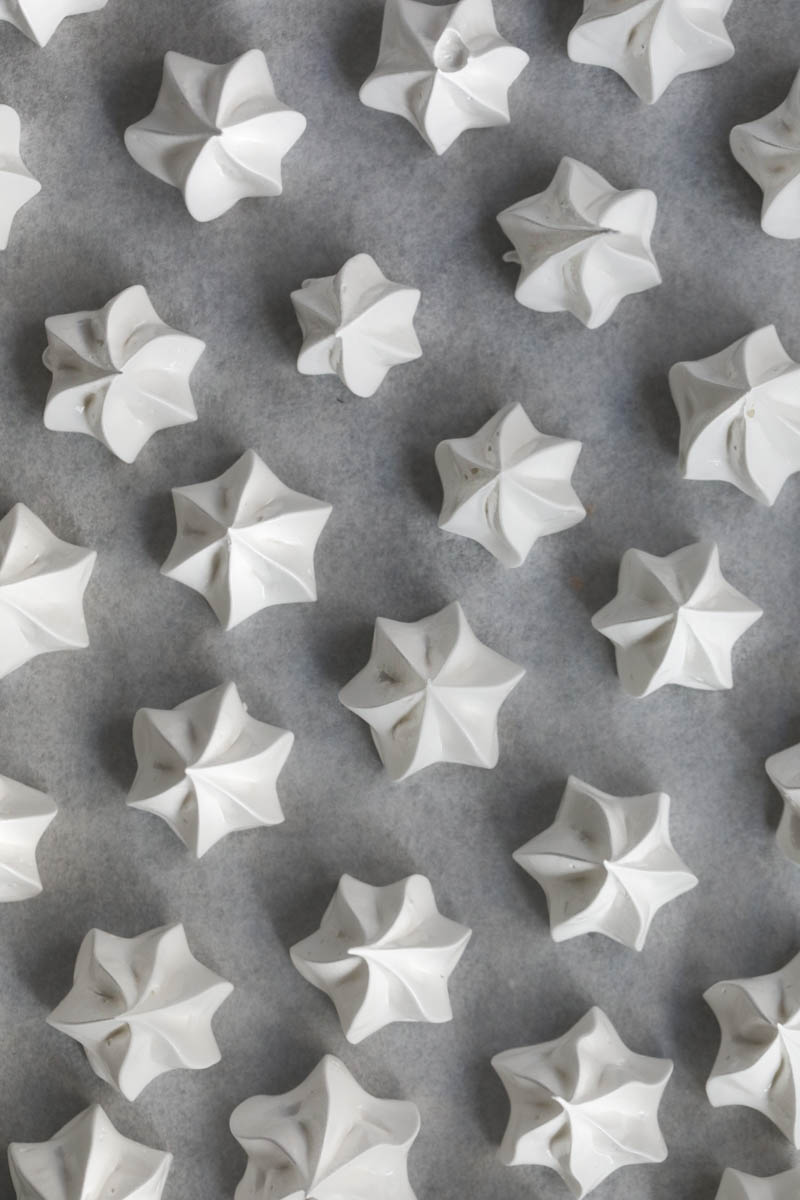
[1,1,799,1197]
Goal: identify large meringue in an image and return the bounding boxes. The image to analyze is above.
[513,776,697,951]
[435,402,585,566]
[47,922,234,1101]
[765,740,800,866]
[339,599,524,781]
[230,1054,420,1200]
[124,50,306,222]
[0,0,106,46]
[669,326,800,506]
[0,106,40,250]
[8,1105,171,1200]
[161,449,332,629]
[43,285,205,464]
[567,0,734,105]
[706,950,800,1144]
[591,540,762,697]
[0,503,96,680]
[497,157,661,328]
[492,1006,672,1198]
[291,253,422,398]
[290,873,471,1043]
[128,681,294,858]
[0,774,57,902]
[730,69,800,239]
[715,1167,800,1200]
[359,0,529,155]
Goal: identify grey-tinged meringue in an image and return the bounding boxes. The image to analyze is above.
[492,1006,672,1197]
[161,449,332,630]
[124,50,306,222]
[730,69,800,239]
[359,0,529,155]
[0,0,106,46]
[435,402,585,566]
[339,599,524,781]
[0,503,96,680]
[0,106,40,250]
[47,923,234,1101]
[0,774,56,902]
[128,681,294,858]
[497,157,661,328]
[715,1167,800,1200]
[290,873,471,1043]
[230,1054,420,1200]
[43,285,205,463]
[567,0,734,105]
[766,740,800,866]
[291,253,422,398]
[8,1105,172,1200]
[591,540,762,697]
[513,776,697,950]
[670,326,800,506]
[705,950,800,1144]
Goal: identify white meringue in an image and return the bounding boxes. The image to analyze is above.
[730,69,800,239]
[670,326,800,506]
[705,950,800,1144]
[8,1105,171,1200]
[230,1054,420,1200]
[513,777,697,951]
[0,774,56,902]
[359,0,528,155]
[124,50,306,222]
[497,157,661,328]
[0,503,96,681]
[290,873,471,1043]
[128,681,293,858]
[47,922,234,1101]
[0,106,40,251]
[43,285,205,464]
[435,402,585,566]
[591,540,762,697]
[766,741,800,866]
[715,1167,800,1200]
[161,449,331,630]
[567,0,734,106]
[291,253,422,398]
[0,0,106,46]
[492,1006,672,1198]
[339,599,524,781]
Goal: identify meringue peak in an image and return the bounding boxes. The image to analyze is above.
[730,69,800,239]
[0,0,107,47]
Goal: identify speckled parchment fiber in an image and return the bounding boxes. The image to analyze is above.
[1,2,799,1198]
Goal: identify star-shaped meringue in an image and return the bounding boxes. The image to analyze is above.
[567,0,734,105]
[290,873,471,1043]
[492,1006,672,1198]
[0,774,57,902]
[705,950,800,1144]
[359,0,529,155]
[8,1105,171,1200]
[0,0,106,47]
[291,253,422,398]
[0,106,40,250]
[716,1167,800,1200]
[513,777,697,951]
[591,540,762,697]
[766,740,800,866]
[497,157,661,328]
[339,599,524,781]
[128,681,294,858]
[0,503,96,680]
[435,402,585,566]
[730,69,800,239]
[43,285,205,464]
[670,326,800,506]
[161,449,332,630]
[230,1054,420,1200]
[47,922,234,1100]
[124,50,306,222]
